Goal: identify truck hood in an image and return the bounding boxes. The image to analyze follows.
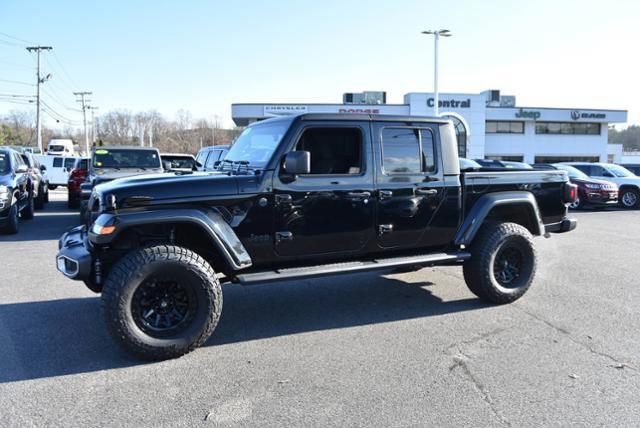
[94,171,247,208]
[92,168,163,184]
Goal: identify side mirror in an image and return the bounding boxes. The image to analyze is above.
[40,165,47,172]
[284,151,311,175]
[162,161,172,171]
[602,171,614,178]
[16,165,28,173]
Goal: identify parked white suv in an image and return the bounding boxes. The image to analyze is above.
[567,162,640,208]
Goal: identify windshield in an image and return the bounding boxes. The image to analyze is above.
[49,145,65,152]
[93,149,161,169]
[224,121,290,168]
[0,152,8,173]
[607,164,634,177]
[162,155,195,169]
[553,164,589,179]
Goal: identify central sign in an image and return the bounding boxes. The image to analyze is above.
[427,98,471,108]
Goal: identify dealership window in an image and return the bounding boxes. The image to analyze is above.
[381,127,435,174]
[535,122,600,135]
[295,127,362,175]
[442,115,467,157]
[486,155,524,162]
[534,156,600,164]
[486,121,524,134]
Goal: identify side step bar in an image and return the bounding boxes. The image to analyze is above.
[234,251,471,286]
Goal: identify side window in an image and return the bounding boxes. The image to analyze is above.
[196,151,208,165]
[382,127,437,174]
[53,157,63,168]
[64,158,76,169]
[420,129,436,173]
[295,127,362,175]
[79,159,88,169]
[205,151,220,170]
[590,165,605,176]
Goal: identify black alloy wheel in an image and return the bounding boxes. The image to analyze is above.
[132,277,198,338]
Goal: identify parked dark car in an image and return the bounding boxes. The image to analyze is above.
[57,114,577,360]
[534,164,618,209]
[620,164,640,176]
[0,148,35,234]
[20,151,49,209]
[475,159,532,169]
[160,153,198,173]
[67,157,89,209]
[79,147,163,224]
[567,162,640,209]
[196,145,230,171]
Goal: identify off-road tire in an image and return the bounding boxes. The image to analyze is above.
[35,185,46,209]
[0,203,19,234]
[21,192,35,220]
[101,245,222,360]
[619,188,639,209]
[48,184,57,191]
[463,222,537,304]
[68,192,79,209]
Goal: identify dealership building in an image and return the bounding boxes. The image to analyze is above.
[232,90,628,164]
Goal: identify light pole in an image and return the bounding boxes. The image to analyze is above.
[421,29,451,116]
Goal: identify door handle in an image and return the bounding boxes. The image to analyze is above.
[379,190,393,200]
[346,191,371,198]
[415,188,438,196]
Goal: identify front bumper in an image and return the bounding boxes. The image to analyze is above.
[585,190,618,205]
[545,218,577,234]
[56,226,93,281]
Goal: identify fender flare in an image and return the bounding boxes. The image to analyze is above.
[89,208,252,271]
[454,191,545,246]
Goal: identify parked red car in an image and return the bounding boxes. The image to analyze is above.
[534,163,618,209]
[67,157,89,209]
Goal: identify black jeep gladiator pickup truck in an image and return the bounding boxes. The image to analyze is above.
[56,114,577,360]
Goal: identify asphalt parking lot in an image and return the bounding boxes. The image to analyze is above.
[1,191,639,426]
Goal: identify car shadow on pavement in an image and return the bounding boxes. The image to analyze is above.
[208,272,489,346]
[0,199,79,242]
[0,272,489,383]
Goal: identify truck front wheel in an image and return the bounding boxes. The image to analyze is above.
[463,222,537,304]
[101,245,222,360]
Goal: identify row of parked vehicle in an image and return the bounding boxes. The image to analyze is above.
[0,147,51,234]
[461,158,640,209]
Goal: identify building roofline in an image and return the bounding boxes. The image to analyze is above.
[232,102,407,107]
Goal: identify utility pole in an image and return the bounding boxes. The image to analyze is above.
[26,46,53,152]
[89,106,99,145]
[74,91,92,155]
[421,30,451,116]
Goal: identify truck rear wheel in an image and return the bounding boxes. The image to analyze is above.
[463,222,537,304]
[101,245,222,360]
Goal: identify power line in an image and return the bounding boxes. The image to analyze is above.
[44,55,77,93]
[52,52,80,91]
[0,78,35,86]
[0,31,32,45]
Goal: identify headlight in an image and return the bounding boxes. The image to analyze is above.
[584,183,601,189]
[0,185,9,199]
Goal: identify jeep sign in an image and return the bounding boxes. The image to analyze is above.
[515,109,541,120]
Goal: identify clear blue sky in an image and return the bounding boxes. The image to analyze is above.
[0,0,638,128]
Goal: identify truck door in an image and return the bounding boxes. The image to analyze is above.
[373,121,447,249]
[272,121,375,257]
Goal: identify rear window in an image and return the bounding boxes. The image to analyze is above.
[49,145,65,152]
[162,155,195,169]
[381,127,436,174]
[53,158,63,168]
[78,159,88,169]
[93,149,161,169]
